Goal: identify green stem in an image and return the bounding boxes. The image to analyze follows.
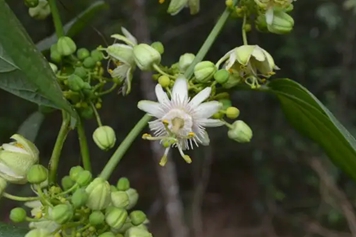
[242,15,248,45]
[98,1,237,180]
[49,111,70,183]
[3,193,39,202]
[48,0,65,37]
[90,102,103,127]
[77,118,92,171]
[99,114,151,180]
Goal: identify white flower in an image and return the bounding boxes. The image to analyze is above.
[137,75,224,165]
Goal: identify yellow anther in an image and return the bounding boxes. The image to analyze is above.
[35,211,42,219]
[162,119,169,126]
[188,132,195,138]
[142,133,151,139]
[159,155,168,166]
[183,155,192,164]
[159,0,165,3]
[108,69,113,74]
[115,61,122,66]
[14,143,24,149]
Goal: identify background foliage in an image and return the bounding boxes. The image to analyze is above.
[2,0,356,236]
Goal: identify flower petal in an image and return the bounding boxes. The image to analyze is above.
[189,87,211,108]
[137,100,163,117]
[265,7,274,25]
[121,27,138,46]
[199,118,225,127]
[2,144,28,154]
[155,84,170,105]
[195,101,222,118]
[172,75,188,102]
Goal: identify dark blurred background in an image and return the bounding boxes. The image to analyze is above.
[3,0,356,236]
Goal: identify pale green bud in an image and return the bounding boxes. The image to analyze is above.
[117,177,130,191]
[130,210,147,226]
[57,36,77,56]
[107,44,135,66]
[111,191,130,208]
[10,207,27,223]
[69,166,84,181]
[133,44,161,71]
[151,42,164,54]
[158,75,170,88]
[105,207,128,229]
[26,164,48,184]
[93,126,117,151]
[179,53,195,73]
[266,11,294,34]
[194,61,216,82]
[50,204,73,224]
[89,211,105,226]
[0,134,39,184]
[28,0,50,20]
[85,177,111,210]
[125,188,139,210]
[125,226,153,237]
[167,0,188,15]
[227,120,253,143]
[67,74,85,92]
[61,176,74,190]
[25,229,52,237]
[76,170,92,186]
[214,69,229,84]
[77,48,90,60]
[71,188,88,208]
[225,107,240,119]
[48,62,58,74]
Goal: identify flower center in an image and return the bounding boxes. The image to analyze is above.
[171,117,184,134]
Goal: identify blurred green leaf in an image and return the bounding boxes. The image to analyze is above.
[0,222,27,237]
[263,78,356,180]
[36,1,109,52]
[0,45,19,73]
[17,111,45,142]
[0,0,76,119]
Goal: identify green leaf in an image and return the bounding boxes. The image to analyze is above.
[262,78,356,180]
[0,44,19,73]
[17,111,45,142]
[0,0,76,118]
[36,1,109,52]
[0,222,28,237]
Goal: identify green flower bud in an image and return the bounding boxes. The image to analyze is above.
[77,48,90,60]
[151,42,164,54]
[266,11,294,34]
[93,126,116,151]
[24,0,39,8]
[73,67,88,80]
[111,185,118,192]
[111,191,130,208]
[61,175,75,191]
[83,57,97,69]
[222,74,242,89]
[179,53,195,73]
[98,232,116,237]
[85,177,111,211]
[214,69,229,84]
[76,170,92,186]
[133,44,161,71]
[194,61,216,82]
[158,75,170,88]
[48,62,58,74]
[105,207,128,229]
[125,188,139,210]
[115,217,133,233]
[91,50,104,62]
[117,177,130,191]
[28,0,50,20]
[50,44,61,63]
[130,210,147,226]
[71,188,89,208]
[219,99,232,110]
[57,36,77,56]
[89,211,105,226]
[225,107,240,119]
[167,0,188,15]
[26,164,48,184]
[227,120,253,143]
[125,226,153,237]
[50,204,73,224]
[255,15,269,33]
[0,134,39,184]
[106,44,134,66]
[69,166,84,181]
[10,207,26,223]
[25,229,52,237]
[79,107,94,120]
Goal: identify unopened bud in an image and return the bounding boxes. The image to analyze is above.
[61,175,75,191]
[28,0,50,20]
[117,177,130,191]
[111,191,130,209]
[151,42,164,54]
[93,126,116,151]
[69,166,84,181]
[194,61,216,82]
[76,170,92,187]
[85,177,111,211]
[10,207,26,223]
[50,204,73,224]
[130,210,147,226]
[225,107,240,119]
[158,75,170,88]
[105,207,128,229]
[57,36,77,56]
[214,69,229,84]
[125,188,139,210]
[71,188,88,208]
[227,120,253,143]
[133,44,161,71]
[89,211,105,226]
[26,164,48,184]
[179,53,195,73]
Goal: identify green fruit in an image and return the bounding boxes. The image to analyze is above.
[77,48,90,60]
[10,207,26,223]
[83,57,97,68]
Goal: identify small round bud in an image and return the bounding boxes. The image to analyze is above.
[179,53,195,73]
[243,23,252,32]
[10,207,26,223]
[117,177,130,191]
[227,120,253,143]
[57,36,77,56]
[69,166,84,181]
[93,126,116,151]
[214,69,229,84]
[79,107,94,120]
[212,112,224,119]
[91,50,104,62]
[111,191,130,208]
[89,211,105,226]
[151,42,164,54]
[158,75,170,88]
[61,175,75,191]
[28,0,51,20]
[125,227,153,237]
[133,44,161,71]
[219,99,232,110]
[67,74,85,92]
[225,107,240,119]
[77,48,90,60]
[50,204,73,224]
[73,67,88,80]
[76,170,92,187]
[24,0,39,8]
[105,207,128,229]
[25,229,52,237]
[98,232,116,237]
[130,210,147,226]
[194,61,217,82]
[266,11,294,34]
[85,177,111,211]
[26,164,48,184]
[50,45,62,63]
[49,63,58,74]
[83,57,97,68]
[71,188,89,208]
[125,188,139,210]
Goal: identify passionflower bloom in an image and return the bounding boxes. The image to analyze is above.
[137,75,224,166]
